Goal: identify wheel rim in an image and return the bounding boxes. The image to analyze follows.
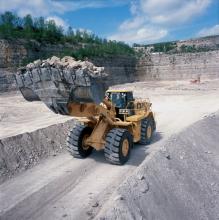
[122,139,129,157]
[147,125,152,139]
[82,134,90,150]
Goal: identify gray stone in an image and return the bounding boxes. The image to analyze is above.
[31,69,41,83]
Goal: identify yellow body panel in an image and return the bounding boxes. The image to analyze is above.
[126,115,145,122]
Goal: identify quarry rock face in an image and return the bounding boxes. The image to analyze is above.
[0,39,79,68]
[91,56,137,86]
[0,39,137,92]
[0,40,28,68]
[1,38,219,93]
[0,119,74,184]
[136,50,219,80]
[0,69,17,92]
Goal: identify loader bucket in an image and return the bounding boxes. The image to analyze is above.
[15,57,108,115]
[19,87,40,102]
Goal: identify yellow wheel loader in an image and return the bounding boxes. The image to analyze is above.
[15,57,156,165]
[66,90,156,165]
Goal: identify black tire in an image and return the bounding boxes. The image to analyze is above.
[139,117,155,145]
[67,124,93,158]
[104,128,133,165]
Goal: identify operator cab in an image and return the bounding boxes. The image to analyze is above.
[105,90,134,119]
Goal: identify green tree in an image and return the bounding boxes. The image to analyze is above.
[0,11,135,60]
[23,14,33,29]
[23,14,33,38]
[0,11,17,38]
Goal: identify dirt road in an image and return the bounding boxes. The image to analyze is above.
[0,91,70,139]
[0,80,219,220]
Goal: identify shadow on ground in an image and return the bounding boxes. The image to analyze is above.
[89,131,163,166]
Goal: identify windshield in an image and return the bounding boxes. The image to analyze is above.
[111,93,126,108]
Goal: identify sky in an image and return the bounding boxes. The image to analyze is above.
[0,0,218,44]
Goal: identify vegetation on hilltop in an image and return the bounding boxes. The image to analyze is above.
[134,42,177,53]
[134,39,218,53]
[0,11,135,60]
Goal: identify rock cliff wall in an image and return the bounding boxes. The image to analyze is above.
[136,50,219,80]
[0,69,17,92]
[0,39,219,93]
[0,119,74,184]
[91,56,136,86]
[0,39,137,92]
[0,39,79,68]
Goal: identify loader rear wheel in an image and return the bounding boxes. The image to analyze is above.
[67,124,93,158]
[104,128,133,165]
[139,117,154,145]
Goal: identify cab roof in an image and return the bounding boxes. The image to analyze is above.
[106,90,132,93]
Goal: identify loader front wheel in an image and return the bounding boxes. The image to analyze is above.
[139,117,154,145]
[67,124,93,158]
[104,128,133,165]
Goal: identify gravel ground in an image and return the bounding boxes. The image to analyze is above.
[97,111,219,220]
[0,79,219,220]
[0,91,70,139]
